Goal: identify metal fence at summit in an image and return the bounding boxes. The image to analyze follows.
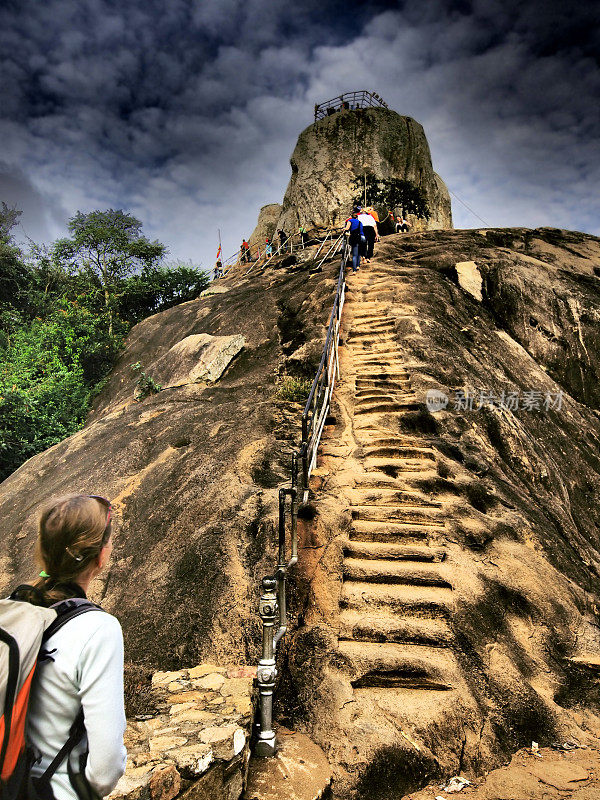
[314,90,389,121]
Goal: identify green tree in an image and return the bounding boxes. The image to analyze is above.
[0,206,211,481]
[352,174,430,220]
[118,261,210,325]
[52,209,166,334]
[0,301,121,480]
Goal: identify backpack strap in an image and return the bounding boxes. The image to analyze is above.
[42,599,103,645]
[0,628,20,781]
[32,601,103,799]
[30,710,85,800]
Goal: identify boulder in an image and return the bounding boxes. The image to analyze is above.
[148,334,245,388]
[248,203,282,249]
[275,108,452,235]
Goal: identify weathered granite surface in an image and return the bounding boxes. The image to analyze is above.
[147,333,246,388]
[110,664,256,800]
[248,203,282,250]
[275,108,452,234]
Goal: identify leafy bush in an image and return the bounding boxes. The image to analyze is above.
[276,375,313,402]
[131,362,162,401]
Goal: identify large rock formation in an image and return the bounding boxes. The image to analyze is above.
[2,227,600,799]
[248,203,282,249]
[0,263,335,669]
[272,108,452,235]
[280,227,600,798]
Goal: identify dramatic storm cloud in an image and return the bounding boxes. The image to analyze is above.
[1,0,598,267]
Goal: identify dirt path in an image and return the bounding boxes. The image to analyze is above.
[405,742,600,800]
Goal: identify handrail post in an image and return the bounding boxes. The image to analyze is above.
[256,576,278,756]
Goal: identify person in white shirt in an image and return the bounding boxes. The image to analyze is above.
[356,207,379,263]
[19,494,126,800]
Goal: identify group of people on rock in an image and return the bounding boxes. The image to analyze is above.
[343,206,412,272]
[229,210,411,276]
[237,224,312,267]
[343,205,379,272]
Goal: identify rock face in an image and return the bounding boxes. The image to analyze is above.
[0,261,337,670]
[281,227,600,798]
[248,203,282,249]
[274,108,452,235]
[2,227,600,799]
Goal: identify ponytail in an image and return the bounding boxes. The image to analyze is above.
[17,495,112,607]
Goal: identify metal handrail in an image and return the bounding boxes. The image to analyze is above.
[311,230,344,274]
[255,235,349,757]
[314,90,388,121]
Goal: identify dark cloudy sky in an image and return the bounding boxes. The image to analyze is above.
[1,0,598,268]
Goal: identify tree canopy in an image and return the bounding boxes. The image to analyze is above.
[52,209,167,333]
[0,207,209,482]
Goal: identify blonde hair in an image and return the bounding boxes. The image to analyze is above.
[21,495,112,606]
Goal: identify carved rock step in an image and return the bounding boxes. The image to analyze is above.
[355,391,415,404]
[353,469,440,488]
[348,332,397,343]
[363,458,438,475]
[355,378,411,391]
[348,334,398,345]
[340,581,454,616]
[359,437,429,449]
[351,320,396,330]
[348,488,442,507]
[336,640,458,691]
[349,344,399,354]
[343,540,446,562]
[363,445,435,460]
[343,558,451,587]
[350,518,445,540]
[351,319,396,328]
[351,355,406,363]
[352,370,410,381]
[354,399,420,414]
[350,505,443,524]
[338,610,454,647]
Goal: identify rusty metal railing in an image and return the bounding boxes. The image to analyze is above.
[255,234,349,756]
[314,89,388,121]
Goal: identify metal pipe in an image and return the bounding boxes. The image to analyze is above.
[278,489,286,565]
[256,576,278,756]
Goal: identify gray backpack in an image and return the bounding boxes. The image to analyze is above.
[0,591,101,800]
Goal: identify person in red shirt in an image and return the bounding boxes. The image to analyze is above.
[240,239,250,262]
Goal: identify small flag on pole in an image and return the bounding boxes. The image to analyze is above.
[216,244,222,260]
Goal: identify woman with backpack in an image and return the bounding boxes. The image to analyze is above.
[11,494,127,800]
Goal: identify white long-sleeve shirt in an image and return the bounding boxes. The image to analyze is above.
[357,212,377,229]
[27,610,127,800]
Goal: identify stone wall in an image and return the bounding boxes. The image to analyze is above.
[110,664,256,800]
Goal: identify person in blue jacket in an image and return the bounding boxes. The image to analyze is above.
[344,209,365,272]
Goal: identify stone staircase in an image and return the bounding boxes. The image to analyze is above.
[321,265,467,739]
